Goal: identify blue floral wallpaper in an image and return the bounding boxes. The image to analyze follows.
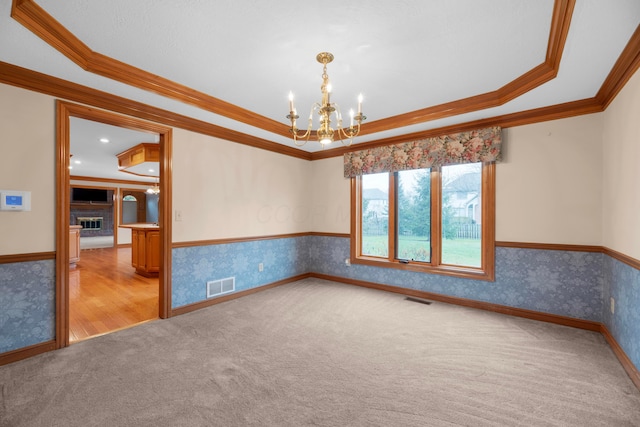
[172,235,604,321]
[308,236,604,322]
[602,256,640,373]
[0,260,55,353]
[1,235,638,377]
[172,237,311,308]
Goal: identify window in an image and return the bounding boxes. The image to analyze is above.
[352,162,495,281]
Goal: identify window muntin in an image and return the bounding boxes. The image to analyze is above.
[353,162,494,280]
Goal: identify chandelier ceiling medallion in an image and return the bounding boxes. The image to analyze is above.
[287,52,366,148]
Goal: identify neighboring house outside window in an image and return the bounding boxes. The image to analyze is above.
[351,162,495,281]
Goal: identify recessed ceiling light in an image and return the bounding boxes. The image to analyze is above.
[148,169,155,173]
[74,160,81,164]
[68,166,73,169]
[99,138,110,143]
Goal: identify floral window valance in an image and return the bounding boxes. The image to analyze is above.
[344,126,502,178]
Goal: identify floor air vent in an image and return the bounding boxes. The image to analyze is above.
[405,297,432,305]
[207,277,235,298]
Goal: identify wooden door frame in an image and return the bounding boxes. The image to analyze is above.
[55,101,173,349]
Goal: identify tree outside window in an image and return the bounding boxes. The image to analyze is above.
[352,162,495,281]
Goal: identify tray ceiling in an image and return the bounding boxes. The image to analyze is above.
[1,0,639,159]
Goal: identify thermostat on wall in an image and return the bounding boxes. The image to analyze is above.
[0,190,31,211]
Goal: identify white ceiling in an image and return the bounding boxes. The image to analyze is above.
[69,118,159,183]
[1,1,639,179]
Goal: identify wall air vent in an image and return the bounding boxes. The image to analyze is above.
[207,277,235,298]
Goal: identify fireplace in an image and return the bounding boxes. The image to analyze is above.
[70,195,114,237]
[77,217,103,230]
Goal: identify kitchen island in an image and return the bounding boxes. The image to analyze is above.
[120,224,159,277]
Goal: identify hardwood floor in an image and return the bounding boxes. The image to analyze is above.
[69,246,159,343]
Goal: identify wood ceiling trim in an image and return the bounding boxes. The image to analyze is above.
[11,0,291,139]
[2,3,638,163]
[597,24,640,109]
[11,0,91,68]
[311,98,603,160]
[313,20,640,160]
[70,175,156,186]
[12,0,575,141]
[358,0,575,136]
[0,61,311,160]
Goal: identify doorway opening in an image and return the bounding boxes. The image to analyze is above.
[56,101,173,348]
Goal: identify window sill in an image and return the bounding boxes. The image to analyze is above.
[351,256,495,282]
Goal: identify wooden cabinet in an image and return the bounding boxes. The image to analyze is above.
[131,227,160,277]
[69,225,82,266]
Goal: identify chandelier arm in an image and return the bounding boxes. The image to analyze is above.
[289,104,319,146]
[337,126,356,146]
[291,126,312,146]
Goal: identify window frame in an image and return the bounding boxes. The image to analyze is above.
[350,162,495,281]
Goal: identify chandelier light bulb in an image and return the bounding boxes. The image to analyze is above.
[286,52,366,148]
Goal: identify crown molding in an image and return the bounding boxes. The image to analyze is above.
[3,0,640,162]
[10,0,290,139]
[313,19,640,160]
[0,61,311,160]
[353,0,575,137]
[311,98,602,160]
[12,0,575,140]
[70,175,153,186]
[597,24,640,109]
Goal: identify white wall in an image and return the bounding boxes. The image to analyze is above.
[309,158,351,233]
[0,84,56,255]
[602,68,640,260]
[0,84,314,253]
[0,80,621,254]
[308,116,605,245]
[497,115,603,244]
[172,128,311,242]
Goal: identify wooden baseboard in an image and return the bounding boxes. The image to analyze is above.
[311,273,640,391]
[600,325,640,390]
[2,274,638,395]
[311,273,602,332]
[0,340,56,366]
[170,273,311,317]
[0,273,311,364]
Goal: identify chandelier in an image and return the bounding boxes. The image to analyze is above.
[146,180,160,195]
[286,52,366,147]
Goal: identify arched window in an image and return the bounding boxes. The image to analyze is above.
[121,194,140,224]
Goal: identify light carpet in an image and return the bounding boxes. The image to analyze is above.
[1,278,639,426]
